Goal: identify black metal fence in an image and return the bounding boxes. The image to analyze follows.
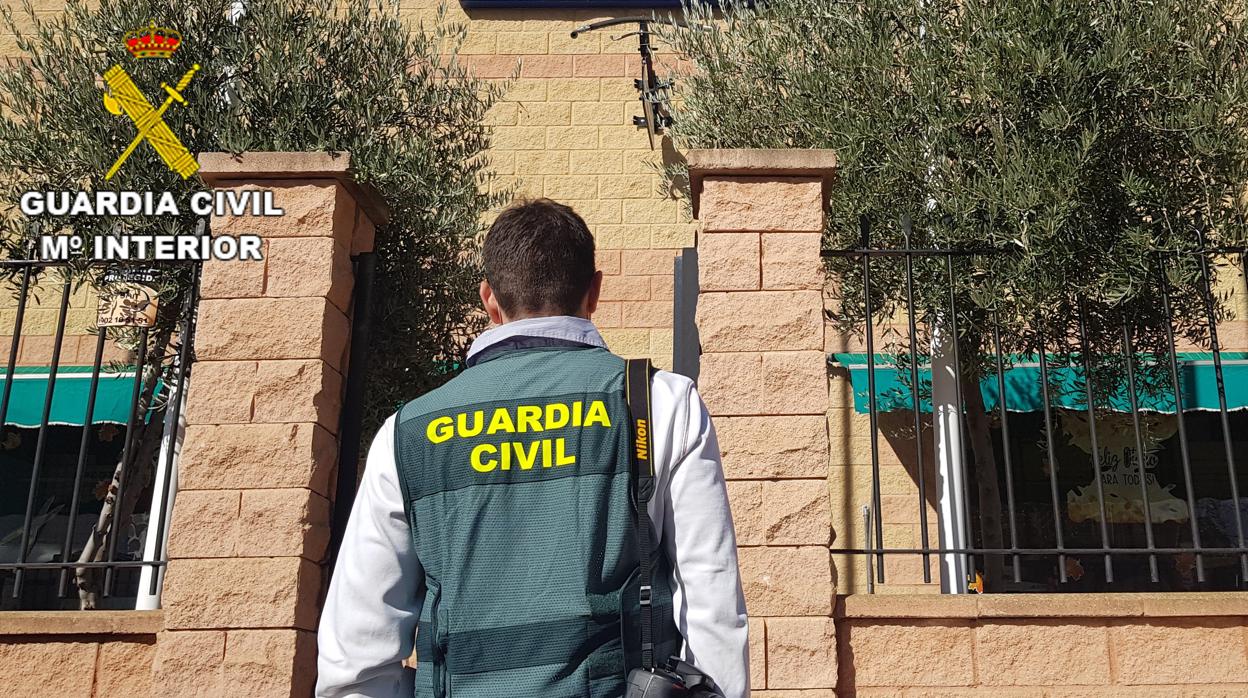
[0,256,197,610]
[824,228,1248,594]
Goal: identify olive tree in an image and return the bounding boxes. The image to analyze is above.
[0,0,503,607]
[663,0,1248,589]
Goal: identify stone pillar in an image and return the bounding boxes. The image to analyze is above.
[687,149,839,696]
[153,152,385,697]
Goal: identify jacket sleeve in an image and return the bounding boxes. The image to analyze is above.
[658,377,750,697]
[317,416,423,698]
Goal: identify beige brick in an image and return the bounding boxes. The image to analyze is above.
[623,198,679,224]
[185,360,257,425]
[516,150,570,176]
[167,489,242,558]
[485,102,519,126]
[651,223,699,249]
[838,620,974,687]
[602,78,644,101]
[738,546,833,616]
[178,423,336,495]
[544,78,601,101]
[728,480,766,546]
[600,124,651,149]
[600,274,650,301]
[700,177,825,233]
[762,480,832,546]
[622,301,670,328]
[223,629,318,697]
[152,630,226,696]
[0,639,97,696]
[239,488,331,560]
[596,224,653,249]
[493,126,546,150]
[547,125,599,150]
[196,298,349,369]
[549,30,598,54]
[749,618,767,689]
[600,328,650,357]
[700,232,760,291]
[577,199,622,225]
[201,248,265,299]
[503,78,546,102]
[496,31,547,54]
[97,639,156,698]
[763,232,824,290]
[593,301,622,328]
[697,291,822,352]
[251,359,343,431]
[597,249,622,276]
[517,101,571,126]
[599,174,654,199]
[457,31,496,54]
[462,54,517,79]
[265,235,353,311]
[545,175,599,200]
[620,249,677,276]
[1110,617,1248,685]
[651,273,674,301]
[162,557,321,631]
[766,617,838,689]
[976,621,1110,686]
[211,181,346,240]
[572,101,626,125]
[570,150,622,174]
[716,416,829,478]
[519,55,573,77]
[574,54,627,77]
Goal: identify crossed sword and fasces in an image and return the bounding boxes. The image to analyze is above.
[102,63,200,181]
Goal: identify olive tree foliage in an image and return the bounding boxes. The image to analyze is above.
[0,0,502,607]
[662,0,1248,588]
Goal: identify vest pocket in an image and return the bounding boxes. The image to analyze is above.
[416,581,450,698]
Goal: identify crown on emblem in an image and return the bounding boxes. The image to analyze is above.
[124,21,182,59]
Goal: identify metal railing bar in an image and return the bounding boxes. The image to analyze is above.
[902,216,931,582]
[57,329,108,598]
[146,271,198,596]
[102,327,150,598]
[12,279,72,598]
[836,546,1248,555]
[946,255,975,585]
[860,218,885,584]
[1194,226,1248,581]
[991,314,1022,584]
[0,560,166,571]
[1036,320,1068,583]
[0,263,33,427]
[1077,300,1115,583]
[1156,255,1206,582]
[1122,324,1160,582]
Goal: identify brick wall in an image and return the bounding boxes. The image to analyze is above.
[0,611,159,697]
[837,594,1248,695]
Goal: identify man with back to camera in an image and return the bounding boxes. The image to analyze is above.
[316,198,749,697]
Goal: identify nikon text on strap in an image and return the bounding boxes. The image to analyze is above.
[625,358,656,670]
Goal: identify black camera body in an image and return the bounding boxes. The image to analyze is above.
[625,658,725,698]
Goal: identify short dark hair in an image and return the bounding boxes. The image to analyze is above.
[483,198,597,317]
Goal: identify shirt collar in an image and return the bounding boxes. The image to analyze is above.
[466,315,606,366]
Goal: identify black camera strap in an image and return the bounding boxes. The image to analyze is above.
[624,358,656,670]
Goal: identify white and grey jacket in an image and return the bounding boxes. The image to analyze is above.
[316,315,749,697]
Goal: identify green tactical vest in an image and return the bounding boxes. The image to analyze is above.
[394,341,681,698]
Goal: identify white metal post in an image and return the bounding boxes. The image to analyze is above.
[931,322,969,593]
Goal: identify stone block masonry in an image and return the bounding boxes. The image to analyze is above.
[689,149,840,693]
[152,152,385,697]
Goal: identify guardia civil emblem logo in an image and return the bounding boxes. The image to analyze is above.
[100,21,199,181]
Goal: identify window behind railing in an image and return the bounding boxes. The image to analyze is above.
[824,222,1248,594]
[0,255,197,610]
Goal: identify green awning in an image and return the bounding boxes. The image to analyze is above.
[0,366,147,428]
[831,352,1248,414]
